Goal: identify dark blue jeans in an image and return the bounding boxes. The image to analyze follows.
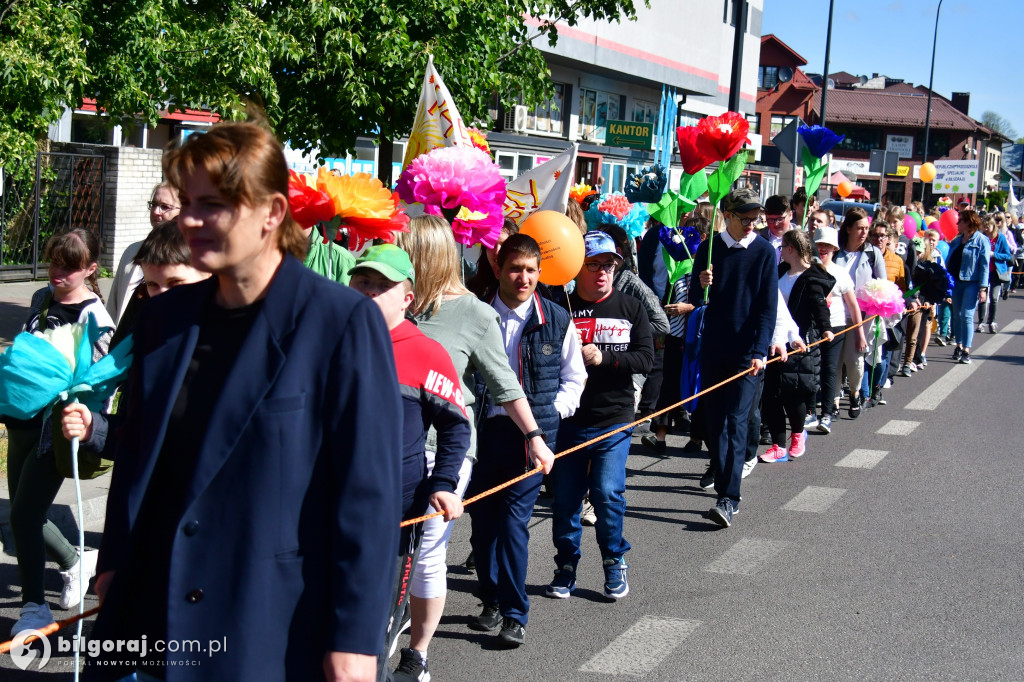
[701,358,757,506]
[467,417,543,625]
[551,421,633,568]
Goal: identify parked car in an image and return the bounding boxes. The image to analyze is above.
[819,199,880,219]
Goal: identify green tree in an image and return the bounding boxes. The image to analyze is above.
[981,110,1017,141]
[7,1,644,182]
[0,0,92,177]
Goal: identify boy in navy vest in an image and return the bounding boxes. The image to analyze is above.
[690,187,778,528]
[547,231,654,601]
[467,234,584,647]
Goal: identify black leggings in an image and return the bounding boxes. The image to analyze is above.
[765,392,813,446]
[817,327,845,415]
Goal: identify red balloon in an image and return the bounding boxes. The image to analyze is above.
[938,207,959,241]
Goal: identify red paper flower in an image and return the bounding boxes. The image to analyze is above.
[695,112,751,162]
[676,126,716,175]
[287,170,335,229]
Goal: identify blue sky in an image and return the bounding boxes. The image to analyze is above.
[762,1,1023,140]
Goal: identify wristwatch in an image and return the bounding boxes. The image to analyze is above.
[524,428,546,441]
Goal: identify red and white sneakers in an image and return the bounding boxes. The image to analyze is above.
[787,431,807,458]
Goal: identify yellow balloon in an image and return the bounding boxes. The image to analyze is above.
[919,162,937,183]
[519,210,585,286]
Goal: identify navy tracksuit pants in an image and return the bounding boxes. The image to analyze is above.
[467,416,543,626]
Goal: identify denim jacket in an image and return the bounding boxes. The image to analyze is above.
[949,231,992,287]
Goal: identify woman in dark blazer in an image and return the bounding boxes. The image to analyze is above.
[63,122,402,682]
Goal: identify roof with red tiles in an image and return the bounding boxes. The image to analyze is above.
[810,88,977,131]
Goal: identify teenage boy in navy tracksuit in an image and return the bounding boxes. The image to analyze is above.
[467,233,584,647]
[690,187,778,528]
[347,244,470,677]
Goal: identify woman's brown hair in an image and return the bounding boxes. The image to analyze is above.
[839,207,871,248]
[45,228,104,302]
[959,209,982,236]
[163,122,307,261]
[395,214,471,316]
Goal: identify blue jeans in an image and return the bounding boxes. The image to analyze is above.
[952,280,982,348]
[551,422,632,568]
[701,358,757,505]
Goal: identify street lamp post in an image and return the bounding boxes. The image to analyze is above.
[819,0,835,128]
[921,0,944,203]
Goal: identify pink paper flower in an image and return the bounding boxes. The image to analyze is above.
[857,279,907,318]
[397,147,507,247]
[597,194,632,221]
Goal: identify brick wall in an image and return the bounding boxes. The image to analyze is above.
[51,142,164,270]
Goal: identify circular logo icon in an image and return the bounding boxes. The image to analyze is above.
[541,344,554,356]
[10,628,51,671]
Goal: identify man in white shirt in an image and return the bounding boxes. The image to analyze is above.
[466,233,586,647]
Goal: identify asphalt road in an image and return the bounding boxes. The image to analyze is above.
[1,294,1022,680]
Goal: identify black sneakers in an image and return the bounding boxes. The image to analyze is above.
[393,648,430,682]
[498,617,526,646]
[708,498,738,528]
[469,603,502,631]
[848,394,862,419]
[959,349,972,364]
[698,465,715,490]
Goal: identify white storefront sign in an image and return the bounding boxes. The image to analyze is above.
[886,134,914,158]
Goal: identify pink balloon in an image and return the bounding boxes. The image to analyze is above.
[903,215,917,239]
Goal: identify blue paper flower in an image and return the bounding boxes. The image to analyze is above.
[658,225,701,261]
[624,164,669,203]
[798,124,846,158]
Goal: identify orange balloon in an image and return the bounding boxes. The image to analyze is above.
[837,181,853,198]
[519,210,585,286]
[919,162,937,183]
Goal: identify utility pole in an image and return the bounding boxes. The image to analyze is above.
[728,0,747,113]
[819,0,835,128]
[921,0,944,202]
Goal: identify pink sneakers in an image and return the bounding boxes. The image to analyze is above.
[788,431,807,458]
[759,444,789,463]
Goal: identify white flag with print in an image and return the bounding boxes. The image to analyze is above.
[502,144,578,225]
[402,55,474,169]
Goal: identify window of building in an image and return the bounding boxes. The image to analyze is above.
[759,66,780,90]
[678,110,702,129]
[633,100,658,125]
[913,132,949,158]
[525,83,566,135]
[769,115,797,142]
[600,162,625,194]
[579,88,623,142]
[71,113,113,145]
[496,152,517,182]
[832,126,884,153]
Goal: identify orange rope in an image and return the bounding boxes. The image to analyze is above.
[0,315,877,650]
[0,606,100,654]
[400,314,878,527]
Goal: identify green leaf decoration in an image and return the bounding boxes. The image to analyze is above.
[650,190,696,228]
[678,171,709,202]
[801,147,829,197]
[707,151,749,204]
[662,247,694,284]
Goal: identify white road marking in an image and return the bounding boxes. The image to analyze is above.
[579,616,702,677]
[835,448,889,469]
[704,537,790,575]
[782,486,846,512]
[876,419,921,436]
[906,319,1024,411]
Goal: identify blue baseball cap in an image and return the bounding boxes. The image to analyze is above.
[583,231,623,263]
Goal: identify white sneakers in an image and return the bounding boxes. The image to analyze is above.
[59,548,99,610]
[11,602,55,636]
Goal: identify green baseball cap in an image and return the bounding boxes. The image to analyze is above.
[349,244,415,284]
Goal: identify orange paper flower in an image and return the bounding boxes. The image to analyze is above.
[468,128,491,155]
[316,168,409,248]
[569,182,598,204]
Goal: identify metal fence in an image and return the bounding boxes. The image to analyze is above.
[1,152,105,280]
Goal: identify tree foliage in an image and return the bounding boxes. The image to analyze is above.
[0,0,92,174]
[981,110,1017,142]
[1,0,647,177]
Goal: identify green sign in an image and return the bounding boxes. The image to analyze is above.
[605,119,653,149]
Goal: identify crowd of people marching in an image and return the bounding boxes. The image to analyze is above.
[2,119,1022,682]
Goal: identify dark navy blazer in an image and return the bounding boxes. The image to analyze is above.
[84,255,403,681]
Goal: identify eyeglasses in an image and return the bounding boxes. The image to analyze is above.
[731,215,760,227]
[870,233,889,241]
[584,261,617,273]
[765,216,788,225]
[148,201,180,213]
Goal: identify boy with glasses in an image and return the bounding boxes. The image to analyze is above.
[547,231,653,601]
[759,195,792,264]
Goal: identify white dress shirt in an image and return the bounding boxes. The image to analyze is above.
[720,229,760,249]
[488,294,587,420]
